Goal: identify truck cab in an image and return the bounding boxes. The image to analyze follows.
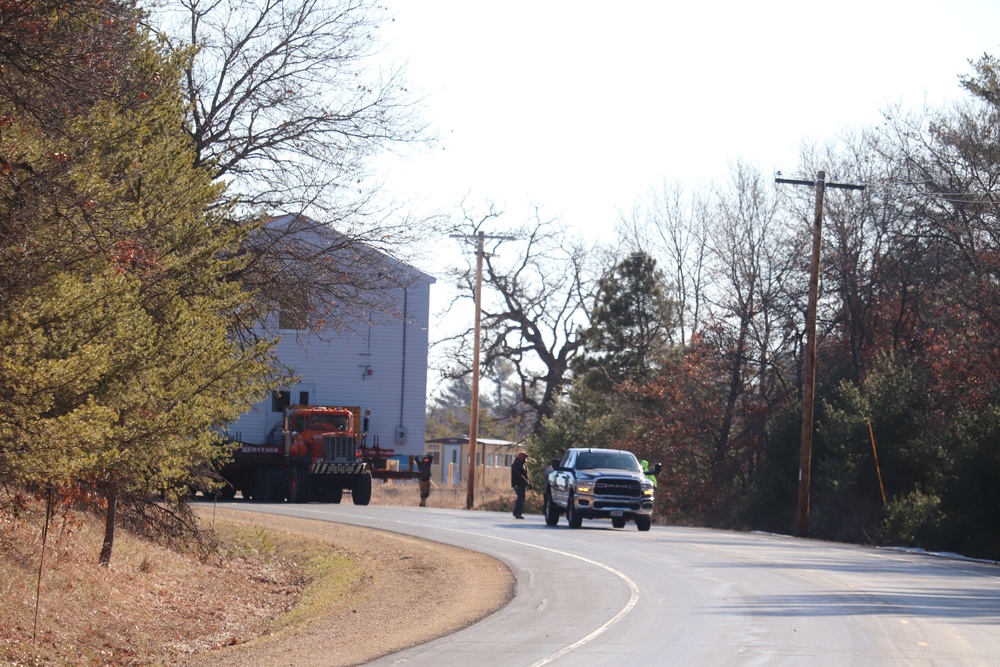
[544,448,660,531]
[285,406,356,461]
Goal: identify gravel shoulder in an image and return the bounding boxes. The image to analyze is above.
[185,507,515,667]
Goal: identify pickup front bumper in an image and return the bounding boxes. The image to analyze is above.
[571,493,653,519]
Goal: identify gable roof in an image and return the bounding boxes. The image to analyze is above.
[261,213,435,287]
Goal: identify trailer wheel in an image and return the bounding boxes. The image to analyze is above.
[271,468,288,502]
[330,486,343,504]
[289,465,310,503]
[252,471,267,502]
[352,472,372,506]
[255,469,283,502]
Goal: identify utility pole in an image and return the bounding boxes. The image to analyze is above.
[451,230,515,510]
[776,171,865,538]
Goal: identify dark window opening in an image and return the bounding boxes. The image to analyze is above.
[278,308,308,331]
[271,390,291,412]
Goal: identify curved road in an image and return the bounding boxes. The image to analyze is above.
[225,504,1000,666]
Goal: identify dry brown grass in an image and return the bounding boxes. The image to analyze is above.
[368,478,543,514]
[0,493,306,666]
[0,481,535,666]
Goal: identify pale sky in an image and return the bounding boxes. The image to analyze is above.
[377,0,1000,247]
[373,1,1000,385]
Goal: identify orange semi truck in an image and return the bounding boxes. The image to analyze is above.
[222,406,414,504]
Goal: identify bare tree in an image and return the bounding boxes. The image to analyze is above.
[618,180,710,346]
[876,78,1000,336]
[153,0,424,218]
[149,0,432,332]
[701,162,802,487]
[791,131,918,382]
[440,204,601,436]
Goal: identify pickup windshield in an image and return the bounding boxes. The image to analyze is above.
[575,452,641,472]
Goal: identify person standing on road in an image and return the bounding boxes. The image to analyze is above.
[416,453,434,507]
[511,451,531,519]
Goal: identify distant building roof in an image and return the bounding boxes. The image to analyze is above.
[263,213,436,286]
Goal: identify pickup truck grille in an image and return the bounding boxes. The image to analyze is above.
[594,478,642,498]
[322,435,357,463]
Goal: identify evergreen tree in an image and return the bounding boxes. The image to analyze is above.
[0,4,276,564]
[574,252,676,390]
[533,253,677,481]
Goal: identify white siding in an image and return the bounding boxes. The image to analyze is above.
[228,278,434,460]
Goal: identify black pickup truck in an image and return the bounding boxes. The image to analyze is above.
[543,448,660,531]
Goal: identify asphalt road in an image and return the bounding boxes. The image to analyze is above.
[226,504,1000,666]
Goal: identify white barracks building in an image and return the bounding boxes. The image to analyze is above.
[226,214,436,467]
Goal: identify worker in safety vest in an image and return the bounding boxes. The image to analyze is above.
[416,453,434,506]
[641,459,657,487]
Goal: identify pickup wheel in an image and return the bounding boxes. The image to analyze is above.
[543,491,560,526]
[635,515,652,531]
[566,494,582,529]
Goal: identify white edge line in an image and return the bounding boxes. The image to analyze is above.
[439,528,641,667]
[230,507,641,665]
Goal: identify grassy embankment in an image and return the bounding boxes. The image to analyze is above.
[0,480,529,666]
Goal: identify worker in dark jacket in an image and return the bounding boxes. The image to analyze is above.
[416,453,433,507]
[510,452,531,519]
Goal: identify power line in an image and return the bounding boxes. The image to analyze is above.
[779,173,1000,204]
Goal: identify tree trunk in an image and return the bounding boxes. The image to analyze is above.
[99,482,118,567]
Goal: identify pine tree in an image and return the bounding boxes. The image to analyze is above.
[0,4,276,564]
[575,252,676,390]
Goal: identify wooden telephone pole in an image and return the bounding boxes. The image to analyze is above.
[776,171,865,537]
[451,230,514,510]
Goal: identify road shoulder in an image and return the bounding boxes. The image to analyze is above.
[185,507,515,667]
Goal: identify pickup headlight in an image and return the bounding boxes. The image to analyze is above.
[642,480,654,497]
[575,480,594,494]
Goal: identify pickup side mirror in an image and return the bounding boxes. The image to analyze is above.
[652,462,662,476]
[550,458,561,469]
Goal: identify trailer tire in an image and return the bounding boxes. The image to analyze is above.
[289,465,310,503]
[352,472,372,506]
[271,468,287,502]
[331,486,343,504]
[255,469,283,502]
[252,471,267,502]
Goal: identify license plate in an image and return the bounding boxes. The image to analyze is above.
[611,510,624,517]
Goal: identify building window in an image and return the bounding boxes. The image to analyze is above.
[278,308,307,331]
[271,390,290,412]
[298,391,309,406]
